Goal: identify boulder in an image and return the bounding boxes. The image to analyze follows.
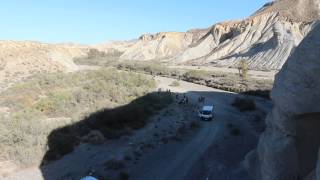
[246,22,320,180]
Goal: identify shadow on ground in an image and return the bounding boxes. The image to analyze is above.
[39,90,271,180]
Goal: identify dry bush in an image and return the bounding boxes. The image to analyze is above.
[74,48,123,66]
[230,127,241,136]
[119,171,130,180]
[231,97,256,112]
[116,61,172,76]
[104,158,126,170]
[169,80,180,87]
[190,120,200,129]
[238,59,248,80]
[182,70,211,81]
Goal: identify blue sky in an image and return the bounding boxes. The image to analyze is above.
[0,0,269,44]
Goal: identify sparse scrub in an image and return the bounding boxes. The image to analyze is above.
[177,124,187,135]
[124,155,132,161]
[231,97,256,112]
[115,62,272,97]
[230,127,241,136]
[190,120,200,129]
[119,171,130,180]
[43,92,173,162]
[0,68,170,167]
[182,70,211,81]
[116,61,173,76]
[241,89,271,99]
[78,59,272,97]
[104,158,126,170]
[74,48,123,66]
[238,59,248,80]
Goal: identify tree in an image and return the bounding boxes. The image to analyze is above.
[238,59,248,80]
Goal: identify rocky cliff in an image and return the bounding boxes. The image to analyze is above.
[120,32,195,60]
[245,22,320,180]
[100,0,320,70]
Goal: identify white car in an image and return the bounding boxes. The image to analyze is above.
[198,105,214,121]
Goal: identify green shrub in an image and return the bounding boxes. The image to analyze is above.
[169,80,180,87]
[73,48,123,66]
[104,158,126,170]
[116,61,171,76]
[190,120,200,129]
[119,171,130,180]
[231,97,256,112]
[230,127,241,136]
[182,70,211,81]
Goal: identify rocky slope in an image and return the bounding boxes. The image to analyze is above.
[99,0,320,70]
[120,32,194,60]
[245,22,320,180]
[1,0,319,88]
[0,41,88,90]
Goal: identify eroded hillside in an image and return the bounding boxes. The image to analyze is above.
[245,22,320,180]
[0,41,88,91]
[96,0,320,70]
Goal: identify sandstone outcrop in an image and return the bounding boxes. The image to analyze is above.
[245,22,320,180]
[99,0,320,71]
[120,32,194,60]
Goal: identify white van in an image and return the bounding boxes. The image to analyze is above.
[198,106,214,121]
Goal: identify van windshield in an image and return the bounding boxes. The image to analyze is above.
[202,110,211,115]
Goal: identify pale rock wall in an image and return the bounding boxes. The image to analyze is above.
[245,22,320,180]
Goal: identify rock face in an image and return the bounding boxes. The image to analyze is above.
[120,32,194,60]
[172,0,320,70]
[101,0,320,70]
[245,22,320,180]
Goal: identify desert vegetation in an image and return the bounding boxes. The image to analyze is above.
[238,59,249,80]
[115,62,272,96]
[74,57,273,98]
[169,80,180,87]
[0,68,172,167]
[43,92,173,163]
[73,48,123,66]
[231,97,256,112]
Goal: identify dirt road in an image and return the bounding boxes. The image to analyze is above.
[129,77,271,180]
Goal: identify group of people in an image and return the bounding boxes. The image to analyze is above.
[176,93,188,105]
[157,88,171,95]
[198,96,205,103]
[159,87,206,106]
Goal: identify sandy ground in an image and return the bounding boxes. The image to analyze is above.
[3,75,272,180]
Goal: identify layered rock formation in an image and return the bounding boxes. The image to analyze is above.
[245,22,320,180]
[99,0,320,70]
[173,0,320,70]
[118,32,195,60]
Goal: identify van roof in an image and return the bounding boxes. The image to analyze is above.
[202,106,213,111]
